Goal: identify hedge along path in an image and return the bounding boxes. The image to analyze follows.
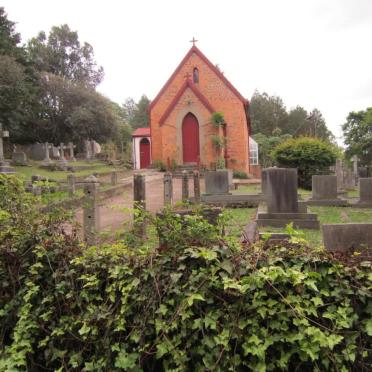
[74,173,206,234]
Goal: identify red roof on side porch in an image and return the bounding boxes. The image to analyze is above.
[132,127,151,137]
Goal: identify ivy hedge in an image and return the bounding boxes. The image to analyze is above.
[0,175,371,371]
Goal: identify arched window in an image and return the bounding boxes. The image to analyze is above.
[193,67,199,83]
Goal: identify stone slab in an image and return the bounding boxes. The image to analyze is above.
[256,217,320,229]
[306,199,349,206]
[241,222,257,244]
[200,194,263,207]
[263,167,298,213]
[322,223,372,252]
[11,152,28,166]
[311,175,338,200]
[358,178,372,205]
[205,170,230,195]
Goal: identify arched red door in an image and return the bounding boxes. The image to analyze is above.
[139,138,151,169]
[182,113,200,163]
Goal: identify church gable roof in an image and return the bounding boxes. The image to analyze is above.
[159,79,215,125]
[149,45,248,112]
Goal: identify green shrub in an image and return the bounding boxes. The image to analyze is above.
[233,170,249,179]
[1,175,371,371]
[272,137,338,189]
[153,159,166,172]
[211,112,226,128]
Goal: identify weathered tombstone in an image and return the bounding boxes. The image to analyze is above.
[83,175,100,246]
[32,184,42,196]
[67,142,76,162]
[111,171,118,185]
[84,140,92,161]
[308,175,348,206]
[335,159,344,192]
[133,174,146,236]
[182,170,189,202]
[193,170,201,203]
[59,143,68,164]
[163,172,173,205]
[67,174,76,197]
[356,178,372,207]
[352,155,359,186]
[205,170,230,195]
[42,142,54,165]
[256,168,319,229]
[0,123,15,173]
[11,151,28,166]
[323,223,372,252]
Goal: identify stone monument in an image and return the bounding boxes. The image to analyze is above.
[67,142,76,162]
[256,168,319,229]
[42,142,54,166]
[204,170,230,195]
[307,175,348,206]
[355,178,372,207]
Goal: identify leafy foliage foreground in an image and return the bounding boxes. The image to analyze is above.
[0,175,371,371]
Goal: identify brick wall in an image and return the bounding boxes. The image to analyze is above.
[150,49,250,173]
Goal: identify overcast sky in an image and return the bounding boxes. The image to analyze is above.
[3,0,372,142]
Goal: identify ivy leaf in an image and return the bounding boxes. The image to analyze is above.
[365,319,372,336]
[78,323,90,336]
[186,293,205,306]
[115,350,139,369]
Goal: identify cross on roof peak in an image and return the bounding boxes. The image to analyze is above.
[190,37,198,46]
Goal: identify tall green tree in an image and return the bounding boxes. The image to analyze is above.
[0,7,41,143]
[342,108,372,166]
[249,91,288,136]
[27,24,103,88]
[123,95,150,129]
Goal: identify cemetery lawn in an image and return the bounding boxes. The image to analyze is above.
[259,205,372,247]
[13,161,128,181]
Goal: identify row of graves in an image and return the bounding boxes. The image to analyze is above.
[112,168,372,254]
[0,122,101,174]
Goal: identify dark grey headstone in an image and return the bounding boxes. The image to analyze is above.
[312,175,337,200]
[11,151,28,166]
[205,170,229,195]
[358,178,372,205]
[323,223,372,252]
[264,167,298,213]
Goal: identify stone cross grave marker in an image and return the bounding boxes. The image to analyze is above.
[43,142,54,165]
[67,142,76,162]
[59,142,69,164]
[85,140,92,161]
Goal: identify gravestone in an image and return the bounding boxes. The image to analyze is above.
[11,151,28,166]
[256,168,319,229]
[67,142,76,162]
[323,223,372,252]
[355,178,372,207]
[335,159,344,192]
[0,123,15,173]
[59,143,68,164]
[308,175,348,206]
[111,171,118,185]
[83,175,100,246]
[42,142,54,165]
[205,170,230,195]
[84,140,92,161]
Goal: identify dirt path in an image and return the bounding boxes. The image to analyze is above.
[74,173,205,234]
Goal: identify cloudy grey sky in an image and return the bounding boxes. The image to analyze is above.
[3,0,372,142]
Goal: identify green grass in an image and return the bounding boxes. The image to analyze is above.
[232,184,261,194]
[258,205,372,247]
[14,161,127,181]
[223,208,257,237]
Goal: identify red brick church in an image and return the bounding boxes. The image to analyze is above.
[133,41,252,173]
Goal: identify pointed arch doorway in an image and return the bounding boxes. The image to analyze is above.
[182,113,200,164]
[139,138,151,169]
